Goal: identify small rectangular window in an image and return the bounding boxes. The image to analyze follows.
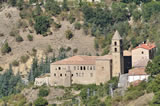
[54,73,56,76]
[115,48,117,52]
[60,74,62,77]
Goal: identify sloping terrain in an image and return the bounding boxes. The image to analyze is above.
[0,6,97,74]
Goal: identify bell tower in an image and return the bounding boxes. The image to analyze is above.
[112,30,124,77]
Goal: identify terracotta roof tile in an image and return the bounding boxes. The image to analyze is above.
[52,55,112,65]
[128,67,147,75]
[134,43,156,50]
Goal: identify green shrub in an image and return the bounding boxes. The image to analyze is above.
[54,22,61,29]
[123,90,145,101]
[27,34,33,41]
[34,97,48,106]
[74,22,81,30]
[73,48,78,53]
[17,98,26,106]
[34,16,51,34]
[66,46,71,51]
[20,55,29,63]
[45,0,61,16]
[38,87,50,97]
[1,42,11,54]
[12,60,19,67]
[65,30,73,40]
[0,67,3,71]
[16,35,23,42]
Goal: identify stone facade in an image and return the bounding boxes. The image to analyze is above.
[132,43,156,67]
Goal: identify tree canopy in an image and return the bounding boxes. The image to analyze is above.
[34,16,51,34]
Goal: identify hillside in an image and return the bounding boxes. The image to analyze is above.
[0,5,97,75]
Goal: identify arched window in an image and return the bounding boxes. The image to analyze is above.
[115,48,117,52]
[60,73,62,77]
[90,66,92,70]
[74,66,76,70]
[58,67,61,70]
[114,42,117,46]
[54,73,56,76]
[80,66,83,70]
[142,51,144,54]
[84,66,86,70]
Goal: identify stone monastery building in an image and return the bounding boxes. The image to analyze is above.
[35,31,124,87]
[34,31,156,87]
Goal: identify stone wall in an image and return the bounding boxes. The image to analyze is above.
[95,59,112,85]
[50,64,96,86]
[132,48,149,67]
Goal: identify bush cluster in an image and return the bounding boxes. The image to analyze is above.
[0,66,3,71]
[65,30,73,40]
[27,34,33,41]
[1,42,11,54]
[16,35,23,42]
[74,22,81,30]
[38,87,50,97]
[34,97,48,106]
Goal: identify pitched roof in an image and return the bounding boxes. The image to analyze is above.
[112,30,122,40]
[134,43,156,50]
[52,55,112,65]
[52,55,97,65]
[128,67,147,76]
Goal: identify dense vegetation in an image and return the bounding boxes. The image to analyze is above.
[1,0,160,54]
[0,65,23,98]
